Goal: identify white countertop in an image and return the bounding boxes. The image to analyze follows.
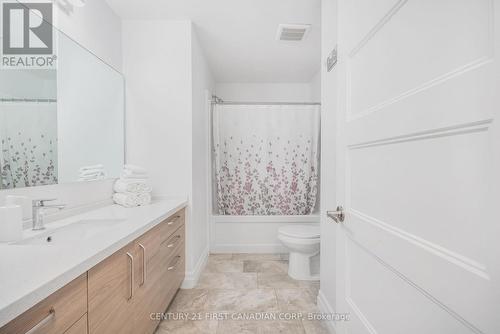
[0,198,188,327]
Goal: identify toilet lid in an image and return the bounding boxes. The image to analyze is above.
[278,225,320,239]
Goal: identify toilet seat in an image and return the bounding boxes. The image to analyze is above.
[278,225,320,239]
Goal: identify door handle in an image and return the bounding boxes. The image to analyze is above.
[167,215,181,226]
[327,206,345,223]
[24,308,55,334]
[167,255,181,271]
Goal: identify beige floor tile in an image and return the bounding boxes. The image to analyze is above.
[217,319,305,334]
[243,260,288,274]
[257,273,303,289]
[162,254,323,334]
[205,258,244,273]
[197,272,258,289]
[276,289,317,312]
[301,319,332,334]
[302,280,320,295]
[232,253,282,261]
[155,320,218,334]
[207,289,278,312]
[209,254,233,261]
[168,289,209,312]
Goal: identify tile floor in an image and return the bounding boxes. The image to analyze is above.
[155,253,330,334]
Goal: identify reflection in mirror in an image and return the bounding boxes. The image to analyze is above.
[0,8,124,190]
[0,71,58,189]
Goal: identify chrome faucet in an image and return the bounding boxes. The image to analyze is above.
[32,199,66,230]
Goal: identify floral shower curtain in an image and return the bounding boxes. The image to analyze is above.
[213,104,320,215]
[0,103,58,189]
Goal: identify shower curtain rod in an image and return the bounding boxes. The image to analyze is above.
[212,101,321,106]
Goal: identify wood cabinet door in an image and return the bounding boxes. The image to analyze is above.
[64,314,88,334]
[133,219,186,333]
[88,243,137,334]
[132,225,167,334]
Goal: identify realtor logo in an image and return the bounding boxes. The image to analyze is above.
[1,1,55,68]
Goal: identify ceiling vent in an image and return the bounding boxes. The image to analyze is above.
[276,24,311,41]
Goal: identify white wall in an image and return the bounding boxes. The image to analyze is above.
[122,20,192,199]
[123,20,214,287]
[215,82,319,102]
[318,0,338,329]
[191,27,215,277]
[310,70,321,102]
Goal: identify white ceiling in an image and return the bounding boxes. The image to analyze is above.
[105,0,321,83]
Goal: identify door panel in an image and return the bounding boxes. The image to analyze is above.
[347,238,474,334]
[348,0,492,117]
[335,0,499,333]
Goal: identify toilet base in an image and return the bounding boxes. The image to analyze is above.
[288,251,319,281]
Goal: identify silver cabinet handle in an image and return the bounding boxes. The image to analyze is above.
[25,308,55,334]
[126,252,134,300]
[167,255,181,271]
[138,244,146,286]
[327,206,345,223]
[167,215,181,226]
[164,235,181,248]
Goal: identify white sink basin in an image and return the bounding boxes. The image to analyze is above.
[13,219,125,246]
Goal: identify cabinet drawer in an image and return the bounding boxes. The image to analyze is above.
[163,244,185,310]
[135,209,185,270]
[0,274,87,334]
[63,315,87,334]
[160,209,185,241]
[161,224,185,263]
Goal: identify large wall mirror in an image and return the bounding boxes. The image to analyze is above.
[0,3,125,190]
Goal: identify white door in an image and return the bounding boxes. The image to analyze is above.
[333,1,500,333]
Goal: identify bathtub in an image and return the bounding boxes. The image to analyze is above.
[210,214,320,253]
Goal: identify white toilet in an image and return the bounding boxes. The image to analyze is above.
[278,224,320,280]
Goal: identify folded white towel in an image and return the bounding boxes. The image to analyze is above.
[120,169,148,180]
[113,192,151,208]
[114,179,152,194]
[137,192,152,206]
[79,164,104,173]
[124,164,148,174]
[79,175,105,182]
[79,169,105,177]
[113,193,139,208]
[78,170,106,182]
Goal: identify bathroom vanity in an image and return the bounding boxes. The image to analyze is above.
[0,199,186,334]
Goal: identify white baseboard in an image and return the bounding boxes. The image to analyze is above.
[317,289,337,334]
[211,243,287,254]
[181,245,209,289]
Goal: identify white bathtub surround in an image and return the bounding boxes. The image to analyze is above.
[77,164,106,181]
[212,104,320,215]
[0,198,187,327]
[0,205,23,242]
[210,215,320,254]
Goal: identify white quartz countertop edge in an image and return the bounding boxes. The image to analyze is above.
[0,198,188,328]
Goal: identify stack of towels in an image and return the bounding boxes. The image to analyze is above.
[78,164,106,181]
[113,165,152,208]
